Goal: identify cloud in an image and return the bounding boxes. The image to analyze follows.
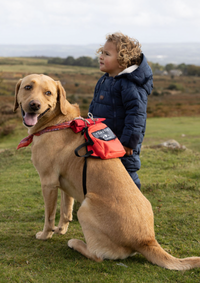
[0,0,200,44]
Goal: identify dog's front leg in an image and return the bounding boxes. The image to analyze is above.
[54,190,74,235]
[36,185,58,240]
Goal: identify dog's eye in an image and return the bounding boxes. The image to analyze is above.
[24,85,32,90]
[45,91,52,96]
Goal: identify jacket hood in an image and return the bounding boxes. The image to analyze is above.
[117,54,153,95]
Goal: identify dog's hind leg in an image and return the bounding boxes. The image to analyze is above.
[68,239,103,262]
[68,202,104,261]
[54,191,74,235]
[68,199,134,261]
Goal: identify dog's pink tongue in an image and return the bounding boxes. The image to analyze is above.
[24,113,38,126]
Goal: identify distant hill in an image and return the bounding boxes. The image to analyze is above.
[0,43,200,66]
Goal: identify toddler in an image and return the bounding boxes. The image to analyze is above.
[89,32,153,189]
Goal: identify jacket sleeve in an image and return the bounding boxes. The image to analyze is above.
[120,84,148,149]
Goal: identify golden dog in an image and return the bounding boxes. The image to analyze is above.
[14,74,200,270]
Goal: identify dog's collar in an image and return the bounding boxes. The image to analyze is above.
[17,121,72,149]
[17,117,105,150]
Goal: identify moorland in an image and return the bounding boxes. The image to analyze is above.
[1,56,200,138]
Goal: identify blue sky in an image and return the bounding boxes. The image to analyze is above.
[0,0,200,45]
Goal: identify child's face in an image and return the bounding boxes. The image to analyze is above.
[99,41,125,77]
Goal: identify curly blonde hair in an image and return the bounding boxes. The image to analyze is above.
[97,32,142,68]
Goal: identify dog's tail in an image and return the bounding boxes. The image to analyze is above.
[138,239,200,270]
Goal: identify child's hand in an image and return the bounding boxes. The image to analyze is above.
[123,146,133,156]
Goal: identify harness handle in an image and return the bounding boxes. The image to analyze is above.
[73,112,95,128]
[74,141,94,158]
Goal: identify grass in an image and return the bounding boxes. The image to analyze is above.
[0,116,200,282]
[0,121,27,150]
[144,116,200,152]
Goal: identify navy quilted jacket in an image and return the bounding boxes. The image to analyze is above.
[89,54,153,152]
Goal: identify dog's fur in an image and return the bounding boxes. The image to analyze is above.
[14,74,200,270]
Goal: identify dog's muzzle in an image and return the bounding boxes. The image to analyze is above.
[21,103,50,127]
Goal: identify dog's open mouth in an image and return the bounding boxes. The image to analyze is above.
[21,107,50,127]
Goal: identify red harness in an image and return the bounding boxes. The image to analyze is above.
[17,117,125,196]
[17,118,105,149]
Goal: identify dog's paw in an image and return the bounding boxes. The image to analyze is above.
[36,231,53,240]
[68,239,76,249]
[54,226,68,235]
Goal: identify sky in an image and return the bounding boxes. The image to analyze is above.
[0,0,200,46]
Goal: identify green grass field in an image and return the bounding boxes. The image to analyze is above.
[144,116,200,152]
[0,116,200,282]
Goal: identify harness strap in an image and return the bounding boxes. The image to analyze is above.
[82,158,87,196]
[74,130,93,196]
[74,127,96,196]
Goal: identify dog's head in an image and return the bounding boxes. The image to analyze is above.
[14,74,78,129]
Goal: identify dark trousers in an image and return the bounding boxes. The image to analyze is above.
[120,155,141,190]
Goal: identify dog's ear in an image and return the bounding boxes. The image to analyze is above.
[56,81,68,115]
[56,80,80,118]
[14,79,22,112]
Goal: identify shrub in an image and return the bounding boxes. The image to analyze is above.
[82,98,88,104]
[0,125,16,136]
[167,84,178,90]
[152,90,163,96]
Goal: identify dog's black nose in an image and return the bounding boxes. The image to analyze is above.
[29,100,41,111]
